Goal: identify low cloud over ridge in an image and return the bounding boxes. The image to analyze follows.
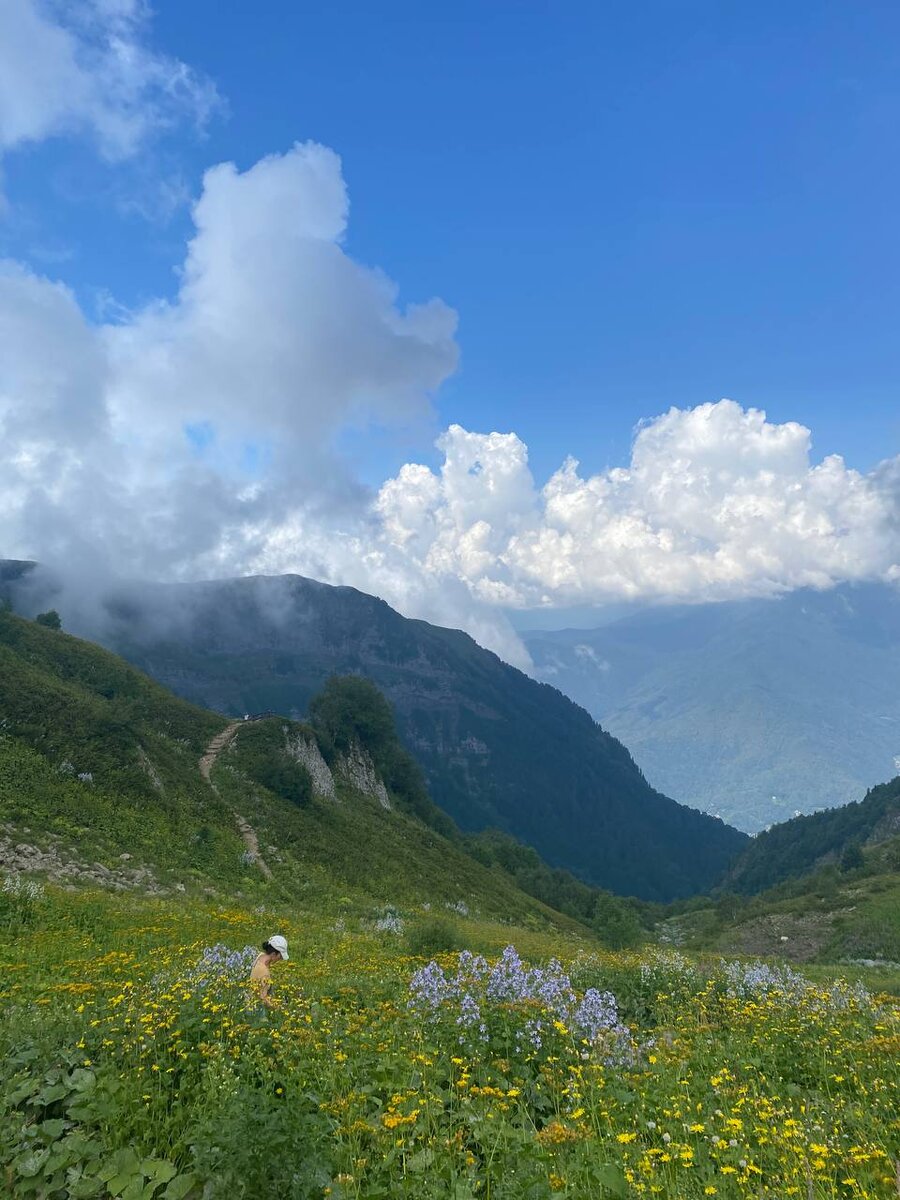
[0,128,898,665]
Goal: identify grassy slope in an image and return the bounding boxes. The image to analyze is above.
[658,776,900,977]
[102,573,747,900]
[663,833,900,976]
[1,884,896,1198]
[0,611,579,928]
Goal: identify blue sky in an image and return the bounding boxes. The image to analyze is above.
[1,0,899,661]
[5,0,900,481]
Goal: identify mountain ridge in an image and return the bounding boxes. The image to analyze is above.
[524,582,900,832]
[1,565,747,900]
[0,606,587,926]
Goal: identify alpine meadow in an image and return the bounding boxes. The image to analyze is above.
[2,3,900,1198]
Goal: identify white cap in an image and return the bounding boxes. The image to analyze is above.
[268,934,289,961]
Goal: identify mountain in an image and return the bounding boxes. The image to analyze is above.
[523,582,900,833]
[724,775,900,895]
[662,778,900,967]
[0,606,591,926]
[1,566,747,900]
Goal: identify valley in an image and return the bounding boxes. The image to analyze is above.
[1,597,898,1198]
[524,584,900,832]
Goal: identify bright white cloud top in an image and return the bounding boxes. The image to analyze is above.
[373,405,899,610]
[0,3,898,667]
[1,140,899,665]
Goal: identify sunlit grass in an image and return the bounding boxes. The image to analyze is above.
[1,886,898,1199]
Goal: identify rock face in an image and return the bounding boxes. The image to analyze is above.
[336,742,391,811]
[284,728,336,801]
[284,726,391,809]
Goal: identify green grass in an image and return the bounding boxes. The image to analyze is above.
[0,885,897,1198]
[665,851,900,976]
[0,611,584,929]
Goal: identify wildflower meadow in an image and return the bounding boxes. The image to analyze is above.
[1,881,898,1199]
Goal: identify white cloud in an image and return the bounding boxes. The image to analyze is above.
[372,404,900,612]
[107,143,457,460]
[0,141,491,648]
[2,160,900,666]
[0,120,897,668]
[0,0,219,159]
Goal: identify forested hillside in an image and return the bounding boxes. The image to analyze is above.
[44,571,747,900]
[726,775,900,895]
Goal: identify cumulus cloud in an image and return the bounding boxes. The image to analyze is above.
[0,62,898,669]
[2,149,900,668]
[0,140,506,652]
[372,405,900,612]
[0,0,219,159]
[0,139,457,555]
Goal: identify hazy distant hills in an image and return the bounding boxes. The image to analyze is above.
[1,564,746,900]
[523,583,900,833]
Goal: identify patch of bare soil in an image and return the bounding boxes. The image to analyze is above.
[718,911,836,962]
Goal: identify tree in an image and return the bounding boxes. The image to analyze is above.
[35,610,61,630]
[308,675,455,835]
[592,892,643,949]
[840,842,864,872]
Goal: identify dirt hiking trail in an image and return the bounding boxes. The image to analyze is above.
[200,721,273,880]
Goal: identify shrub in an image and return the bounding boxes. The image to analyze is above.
[591,892,643,949]
[406,916,463,956]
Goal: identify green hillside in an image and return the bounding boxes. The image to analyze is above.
[0,609,584,927]
[726,775,900,894]
[7,569,748,900]
[658,782,900,972]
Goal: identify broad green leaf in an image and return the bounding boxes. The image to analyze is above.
[16,1148,49,1178]
[141,1160,178,1183]
[406,1148,434,1172]
[163,1172,200,1200]
[40,1118,68,1140]
[595,1163,628,1197]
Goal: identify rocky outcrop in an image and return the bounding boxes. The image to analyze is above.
[137,745,164,793]
[285,727,392,809]
[284,728,336,800]
[337,741,391,810]
[0,828,169,894]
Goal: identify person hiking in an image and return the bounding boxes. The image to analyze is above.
[249,935,289,1009]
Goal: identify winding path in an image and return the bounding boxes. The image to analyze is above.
[200,721,273,880]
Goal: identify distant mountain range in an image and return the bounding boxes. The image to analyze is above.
[523,583,900,833]
[1,563,746,900]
